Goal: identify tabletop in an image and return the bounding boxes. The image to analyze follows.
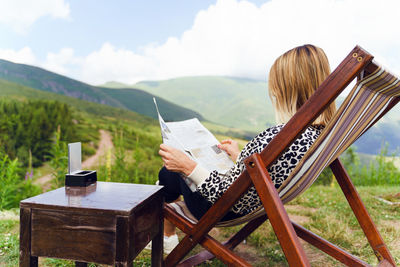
[20,181,164,215]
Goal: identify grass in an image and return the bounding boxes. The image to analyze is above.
[0,209,19,266]
[204,184,400,266]
[1,185,399,266]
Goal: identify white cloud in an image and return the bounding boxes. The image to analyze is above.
[42,48,81,76]
[0,47,36,64]
[0,0,70,33]
[2,0,400,85]
[80,43,156,84]
[76,0,400,85]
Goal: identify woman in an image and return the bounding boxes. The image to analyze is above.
[157,44,336,253]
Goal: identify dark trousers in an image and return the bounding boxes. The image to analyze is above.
[158,167,242,221]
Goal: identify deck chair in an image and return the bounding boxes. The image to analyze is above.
[163,46,399,267]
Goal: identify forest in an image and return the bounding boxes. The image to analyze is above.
[0,100,76,167]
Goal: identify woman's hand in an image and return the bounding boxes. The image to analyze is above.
[159,144,197,176]
[218,139,240,161]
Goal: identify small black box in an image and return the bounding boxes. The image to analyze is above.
[65,170,97,187]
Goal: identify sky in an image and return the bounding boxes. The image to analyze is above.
[0,0,399,85]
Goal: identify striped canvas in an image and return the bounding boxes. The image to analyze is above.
[279,66,400,203]
[168,201,265,227]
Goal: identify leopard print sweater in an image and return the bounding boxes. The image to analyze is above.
[196,124,324,215]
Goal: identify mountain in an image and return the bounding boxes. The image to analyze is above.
[118,76,276,132]
[0,59,202,122]
[100,81,129,88]
[1,58,399,156]
[0,78,151,123]
[102,77,400,156]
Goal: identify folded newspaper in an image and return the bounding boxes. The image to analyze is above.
[154,98,234,191]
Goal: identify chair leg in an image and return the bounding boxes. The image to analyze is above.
[292,222,369,266]
[164,204,253,267]
[245,154,310,266]
[164,170,255,267]
[179,214,268,266]
[330,159,396,266]
[224,214,269,249]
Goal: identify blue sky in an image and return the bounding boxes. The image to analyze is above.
[1,1,237,58]
[0,0,399,85]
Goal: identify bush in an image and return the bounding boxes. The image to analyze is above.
[0,152,41,210]
[353,143,400,186]
[98,127,161,185]
[48,127,68,189]
[315,144,400,186]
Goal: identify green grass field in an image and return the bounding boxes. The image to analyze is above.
[1,184,398,266]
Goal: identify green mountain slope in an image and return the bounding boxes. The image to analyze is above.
[100,81,128,88]
[133,76,276,132]
[0,59,202,121]
[0,78,247,140]
[0,78,168,191]
[0,78,151,123]
[103,77,400,155]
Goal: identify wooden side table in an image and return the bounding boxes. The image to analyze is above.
[20,182,164,266]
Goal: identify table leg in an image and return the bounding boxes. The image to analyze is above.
[75,261,88,267]
[20,207,38,267]
[115,216,131,267]
[151,202,164,267]
[151,229,163,266]
[115,262,132,267]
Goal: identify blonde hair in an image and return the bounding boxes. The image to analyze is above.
[268,44,336,126]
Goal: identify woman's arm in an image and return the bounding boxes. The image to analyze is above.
[158,144,197,176]
[158,144,211,186]
[197,125,285,207]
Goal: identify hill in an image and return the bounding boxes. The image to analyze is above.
[0,77,250,144]
[127,76,275,132]
[104,77,400,155]
[100,81,129,88]
[0,78,150,123]
[0,57,399,156]
[0,59,202,122]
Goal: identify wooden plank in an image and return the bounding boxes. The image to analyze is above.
[115,216,130,265]
[330,159,396,266]
[151,195,164,267]
[292,222,369,266]
[165,207,251,267]
[20,182,163,216]
[180,214,268,266]
[245,154,310,266]
[164,204,195,235]
[164,170,254,267]
[224,214,268,249]
[31,209,116,265]
[131,194,163,259]
[20,207,38,267]
[195,233,251,267]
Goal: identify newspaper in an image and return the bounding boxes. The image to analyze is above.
[154,98,234,191]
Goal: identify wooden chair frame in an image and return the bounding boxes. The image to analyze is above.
[163,46,397,267]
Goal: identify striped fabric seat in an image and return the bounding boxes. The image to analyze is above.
[167,66,400,227]
[279,66,400,203]
[168,201,264,227]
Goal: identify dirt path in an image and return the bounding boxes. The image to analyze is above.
[82,130,113,169]
[34,130,113,190]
